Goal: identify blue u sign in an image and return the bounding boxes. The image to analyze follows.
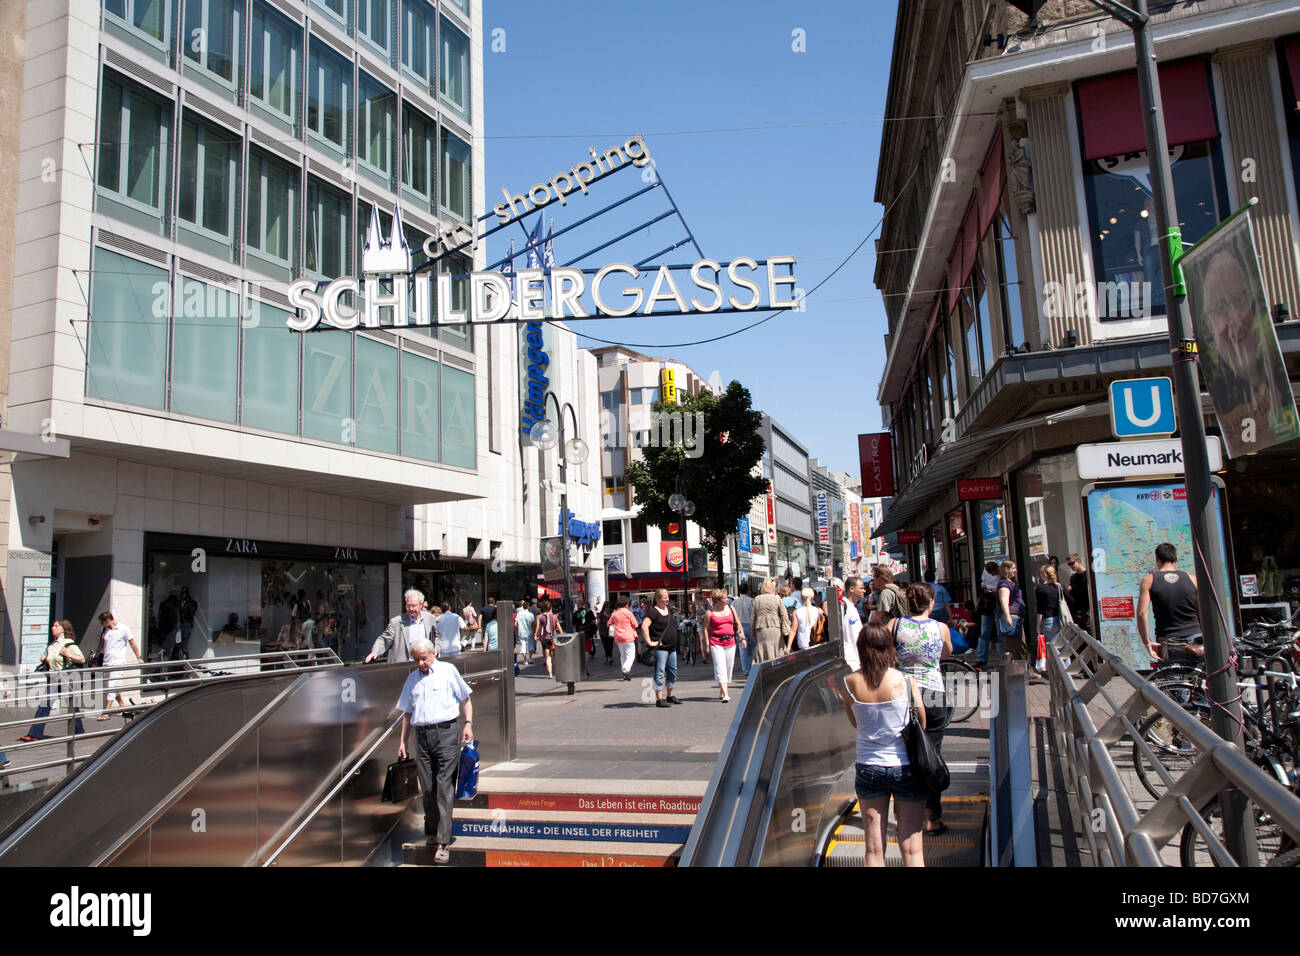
[1110,377,1176,438]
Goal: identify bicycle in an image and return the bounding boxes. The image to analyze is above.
[675,617,699,666]
[940,658,980,724]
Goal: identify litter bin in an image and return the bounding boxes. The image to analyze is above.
[552,632,582,692]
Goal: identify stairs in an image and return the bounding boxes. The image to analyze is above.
[403,779,704,867]
[821,794,988,867]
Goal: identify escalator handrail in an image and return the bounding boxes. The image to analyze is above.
[259,712,406,867]
[681,642,849,867]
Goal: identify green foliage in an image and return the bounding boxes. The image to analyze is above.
[623,381,768,586]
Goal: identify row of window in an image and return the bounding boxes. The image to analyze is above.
[97,69,473,274]
[105,0,471,121]
[86,246,476,466]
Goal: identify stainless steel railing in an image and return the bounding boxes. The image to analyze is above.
[0,649,342,785]
[1047,622,1300,866]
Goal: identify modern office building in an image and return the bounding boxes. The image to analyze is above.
[761,412,814,582]
[873,0,1300,655]
[1,0,600,669]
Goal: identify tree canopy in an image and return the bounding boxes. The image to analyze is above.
[623,381,768,588]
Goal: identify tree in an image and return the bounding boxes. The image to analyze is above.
[624,381,768,589]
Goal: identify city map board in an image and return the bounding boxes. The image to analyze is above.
[1084,480,1232,670]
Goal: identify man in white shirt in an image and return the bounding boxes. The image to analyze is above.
[836,577,865,672]
[97,611,142,720]
[434,603,465,658]
[367,590,438,663]
[396,638,473,864]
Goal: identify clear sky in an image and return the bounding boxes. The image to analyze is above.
[482,0,898,478]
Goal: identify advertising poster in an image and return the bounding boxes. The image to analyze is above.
[1085,481,1231,670]
[540,536,565,582]
[660,542,685,573]
[1181,211,1300,457]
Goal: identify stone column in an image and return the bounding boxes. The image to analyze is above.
[1023,82,1093,347]
[1216,41,1300,316]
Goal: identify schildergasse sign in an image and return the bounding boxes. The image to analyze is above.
[283,136,798,332]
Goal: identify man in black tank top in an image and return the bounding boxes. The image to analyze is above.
[1136,543,1202,663]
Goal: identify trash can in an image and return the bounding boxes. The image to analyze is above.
[552,632,582,690]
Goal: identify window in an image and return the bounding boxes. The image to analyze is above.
[104,0,169,45]
[401,0,434,81]
[97,75,170,212]
[303,333,352,443]
[439,252,471,349]
[629,517,648,544]
[179,116,237,240]
[1082,141,1226,319]
[242,300,299,434]
[356,337,399,453]
[440,127,471,221]
[306,177,350,278]
[250,1,298,122]
[246,150,297,265]
[994,213,1025,350]
[183,0,240,84]
[357,75,394,178]
[644,387,661,406]
[439,16,469,116]
[441,363,475,467]
[405,223,431,327]
[401,104,435,199]
[401,348,440,460]
[308,39,351,153]
[87,247,168,409]
[447,0,467,12]
[628,387,642,404]
[602,520,623,544]
[310,0,347,25]
[172,276,238,422]
[358,0,389,52]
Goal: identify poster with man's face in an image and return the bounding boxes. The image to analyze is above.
[1181,213,1299,458]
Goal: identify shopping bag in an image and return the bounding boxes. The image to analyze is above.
[1035,633,1048,673]
[456,739,480,800]
[381,758,420,803]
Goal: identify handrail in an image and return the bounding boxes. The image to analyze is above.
[1047,622,1300,866]
[260,714,406,867]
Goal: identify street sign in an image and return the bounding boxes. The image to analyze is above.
[1076,436,1223,480]
[981,508,1001,539]
[1109,377,1176,438]
[737,516,751,552]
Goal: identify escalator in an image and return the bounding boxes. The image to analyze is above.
[681,642,990,867]
[0,659,509,866]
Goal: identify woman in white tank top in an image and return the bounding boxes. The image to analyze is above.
[842,622,928,867]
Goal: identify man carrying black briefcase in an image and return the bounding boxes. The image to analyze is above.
[395,637,473,865]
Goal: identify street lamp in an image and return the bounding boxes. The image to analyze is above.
[669,476,694,616]
[528,398,588,645]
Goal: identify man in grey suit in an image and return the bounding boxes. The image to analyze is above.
[365,589,439,663]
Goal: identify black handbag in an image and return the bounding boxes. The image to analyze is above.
[902,676,950,794]
[382,758,420,803]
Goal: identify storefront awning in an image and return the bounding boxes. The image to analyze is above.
[875,403,1099,537]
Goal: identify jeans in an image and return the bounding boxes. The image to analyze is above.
[976,614,997,666]
[486,620,498,651]
[28,702,86,739]
[414,723,461,845]
[738,634,752,675]
[922,698,947,821]
[1041,616,1060,642]
[855,763,926,802]
[653,649,678,692]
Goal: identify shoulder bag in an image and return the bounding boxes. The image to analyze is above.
[1056,583,1073,625]
[902,676,950,794]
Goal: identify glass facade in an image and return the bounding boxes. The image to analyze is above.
[87,247,168,409]
[441,128,471,221]
[439,15,469,116]
[171,276,239,422]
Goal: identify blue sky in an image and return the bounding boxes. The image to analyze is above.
[482,0,897,477]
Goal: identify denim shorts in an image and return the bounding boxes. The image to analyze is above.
[855,762,926,803]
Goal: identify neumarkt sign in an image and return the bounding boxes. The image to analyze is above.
[1076,437,1223,481]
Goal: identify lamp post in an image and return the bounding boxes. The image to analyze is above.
[1062,0,1255,868]
[528,395,588,673]
[669,476,694,617]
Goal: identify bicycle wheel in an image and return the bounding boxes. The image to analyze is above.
[1132,685,1210,801]
[1180,798,1291,867]
[940,659,979,723]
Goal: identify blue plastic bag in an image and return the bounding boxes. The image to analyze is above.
[948,624,971,655]
[456,739,479,800]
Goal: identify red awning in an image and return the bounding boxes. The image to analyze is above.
[979,131,1004,236]
[1076,59,1219,161]
[959,200,979,286]
[1285,37,1300,110]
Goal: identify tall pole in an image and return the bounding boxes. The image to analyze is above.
[558,406,572,634]
[681,509,689,616]
[1128,0,1255,864]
